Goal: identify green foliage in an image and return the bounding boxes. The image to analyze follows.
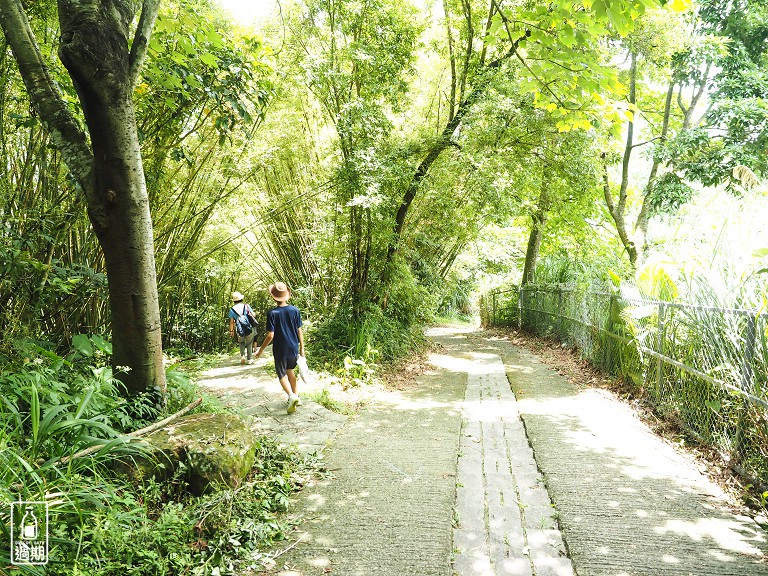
[0,340,151,572]
[308,260,431,368]
[436,274,474,319]
[305,387,352,414]
[655,0,768,188]
[648,172,696,214]
[301,0,421,114]
[337,352,378,388]
[0,333,315,573]
[0,219,108,353]
[487,0,676,133]
[141,2,273,143]
[66,437,312,575]
[164,366,226,416]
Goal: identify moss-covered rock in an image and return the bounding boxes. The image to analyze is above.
[134,412,257,495]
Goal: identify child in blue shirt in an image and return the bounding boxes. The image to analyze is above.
[254,282,305,414]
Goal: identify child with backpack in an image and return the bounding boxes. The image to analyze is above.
[228,291,258,364]
[254,282,305,414]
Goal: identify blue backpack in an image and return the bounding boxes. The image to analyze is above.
[231,304,255,337]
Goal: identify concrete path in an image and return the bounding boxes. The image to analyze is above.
[475,332,768,576]
[195,356,348,454]
[197,327,768,576]
[264,341,466,576]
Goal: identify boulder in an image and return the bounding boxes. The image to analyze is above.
[132,412,257,495]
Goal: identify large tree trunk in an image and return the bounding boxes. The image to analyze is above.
[58,2,164,397]
[521,177,550,285]
[0,0,165,397]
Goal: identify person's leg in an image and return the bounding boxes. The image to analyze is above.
[286,368,302,405]
[238,336,247,363]
[276,357,299,413]
[244,332,255,361]
[286,369,298,395]
[285,356,300,406]
[277,374,292,396]
[275,358,295,394]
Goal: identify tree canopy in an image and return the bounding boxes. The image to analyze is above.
[1,0,766,375]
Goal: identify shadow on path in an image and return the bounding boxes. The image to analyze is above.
[198,327,768,576]
[481,334,768,576]
[195,354,348,455]
[262,351,466,576]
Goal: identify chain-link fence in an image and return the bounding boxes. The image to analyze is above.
[479,289,520,328]
[481,284,768,486]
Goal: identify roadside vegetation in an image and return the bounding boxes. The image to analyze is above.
[1,0,767,571]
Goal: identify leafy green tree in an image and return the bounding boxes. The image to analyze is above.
[136,2,274,350]
[0,5,106,348]
[284,0,421,322]
[675,0,768,187]
[386,0,668,277]
[0,0,165,397]
[599,5,718,267]
[448,75,603,286]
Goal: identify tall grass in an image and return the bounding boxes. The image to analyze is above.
[1,336,316,573]
[0,337,152,572]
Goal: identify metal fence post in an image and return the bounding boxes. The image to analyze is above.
[734,312,757,460]
[656,302,666,393]
[492,291,497,327]
[606,293,615,368]
[558,286,564,338]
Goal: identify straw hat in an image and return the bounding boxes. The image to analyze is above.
[232,291,245,302]
[269,282,291,302]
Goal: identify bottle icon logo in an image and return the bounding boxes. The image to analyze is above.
[10,501,48,565]
[21,506,38,539]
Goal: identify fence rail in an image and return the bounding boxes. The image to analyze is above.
[481,284,768,485]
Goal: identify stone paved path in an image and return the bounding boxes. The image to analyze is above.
[196,327,768,576]
[448,343,572,576]
[195,356,347,454]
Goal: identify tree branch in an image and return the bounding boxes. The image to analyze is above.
[57,397,203,466]
[129,0,161,89]
[0,0,93,189]
[493,0,567,107]
[630,136,662,149]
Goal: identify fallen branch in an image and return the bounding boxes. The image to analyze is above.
[267,532,308,562]
[130,396,203,438]
[57,396,203,466]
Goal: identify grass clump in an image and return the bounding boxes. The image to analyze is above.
[0,336,317,575]
[305,387,355,415]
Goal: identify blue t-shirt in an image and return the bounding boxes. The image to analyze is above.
[265,305,302,359]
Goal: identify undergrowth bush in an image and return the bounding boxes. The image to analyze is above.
[70,437,312,576]
[1,335,316,574]
[309,261,432,372]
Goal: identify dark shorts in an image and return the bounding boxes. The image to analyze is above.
[274,355,298,379]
